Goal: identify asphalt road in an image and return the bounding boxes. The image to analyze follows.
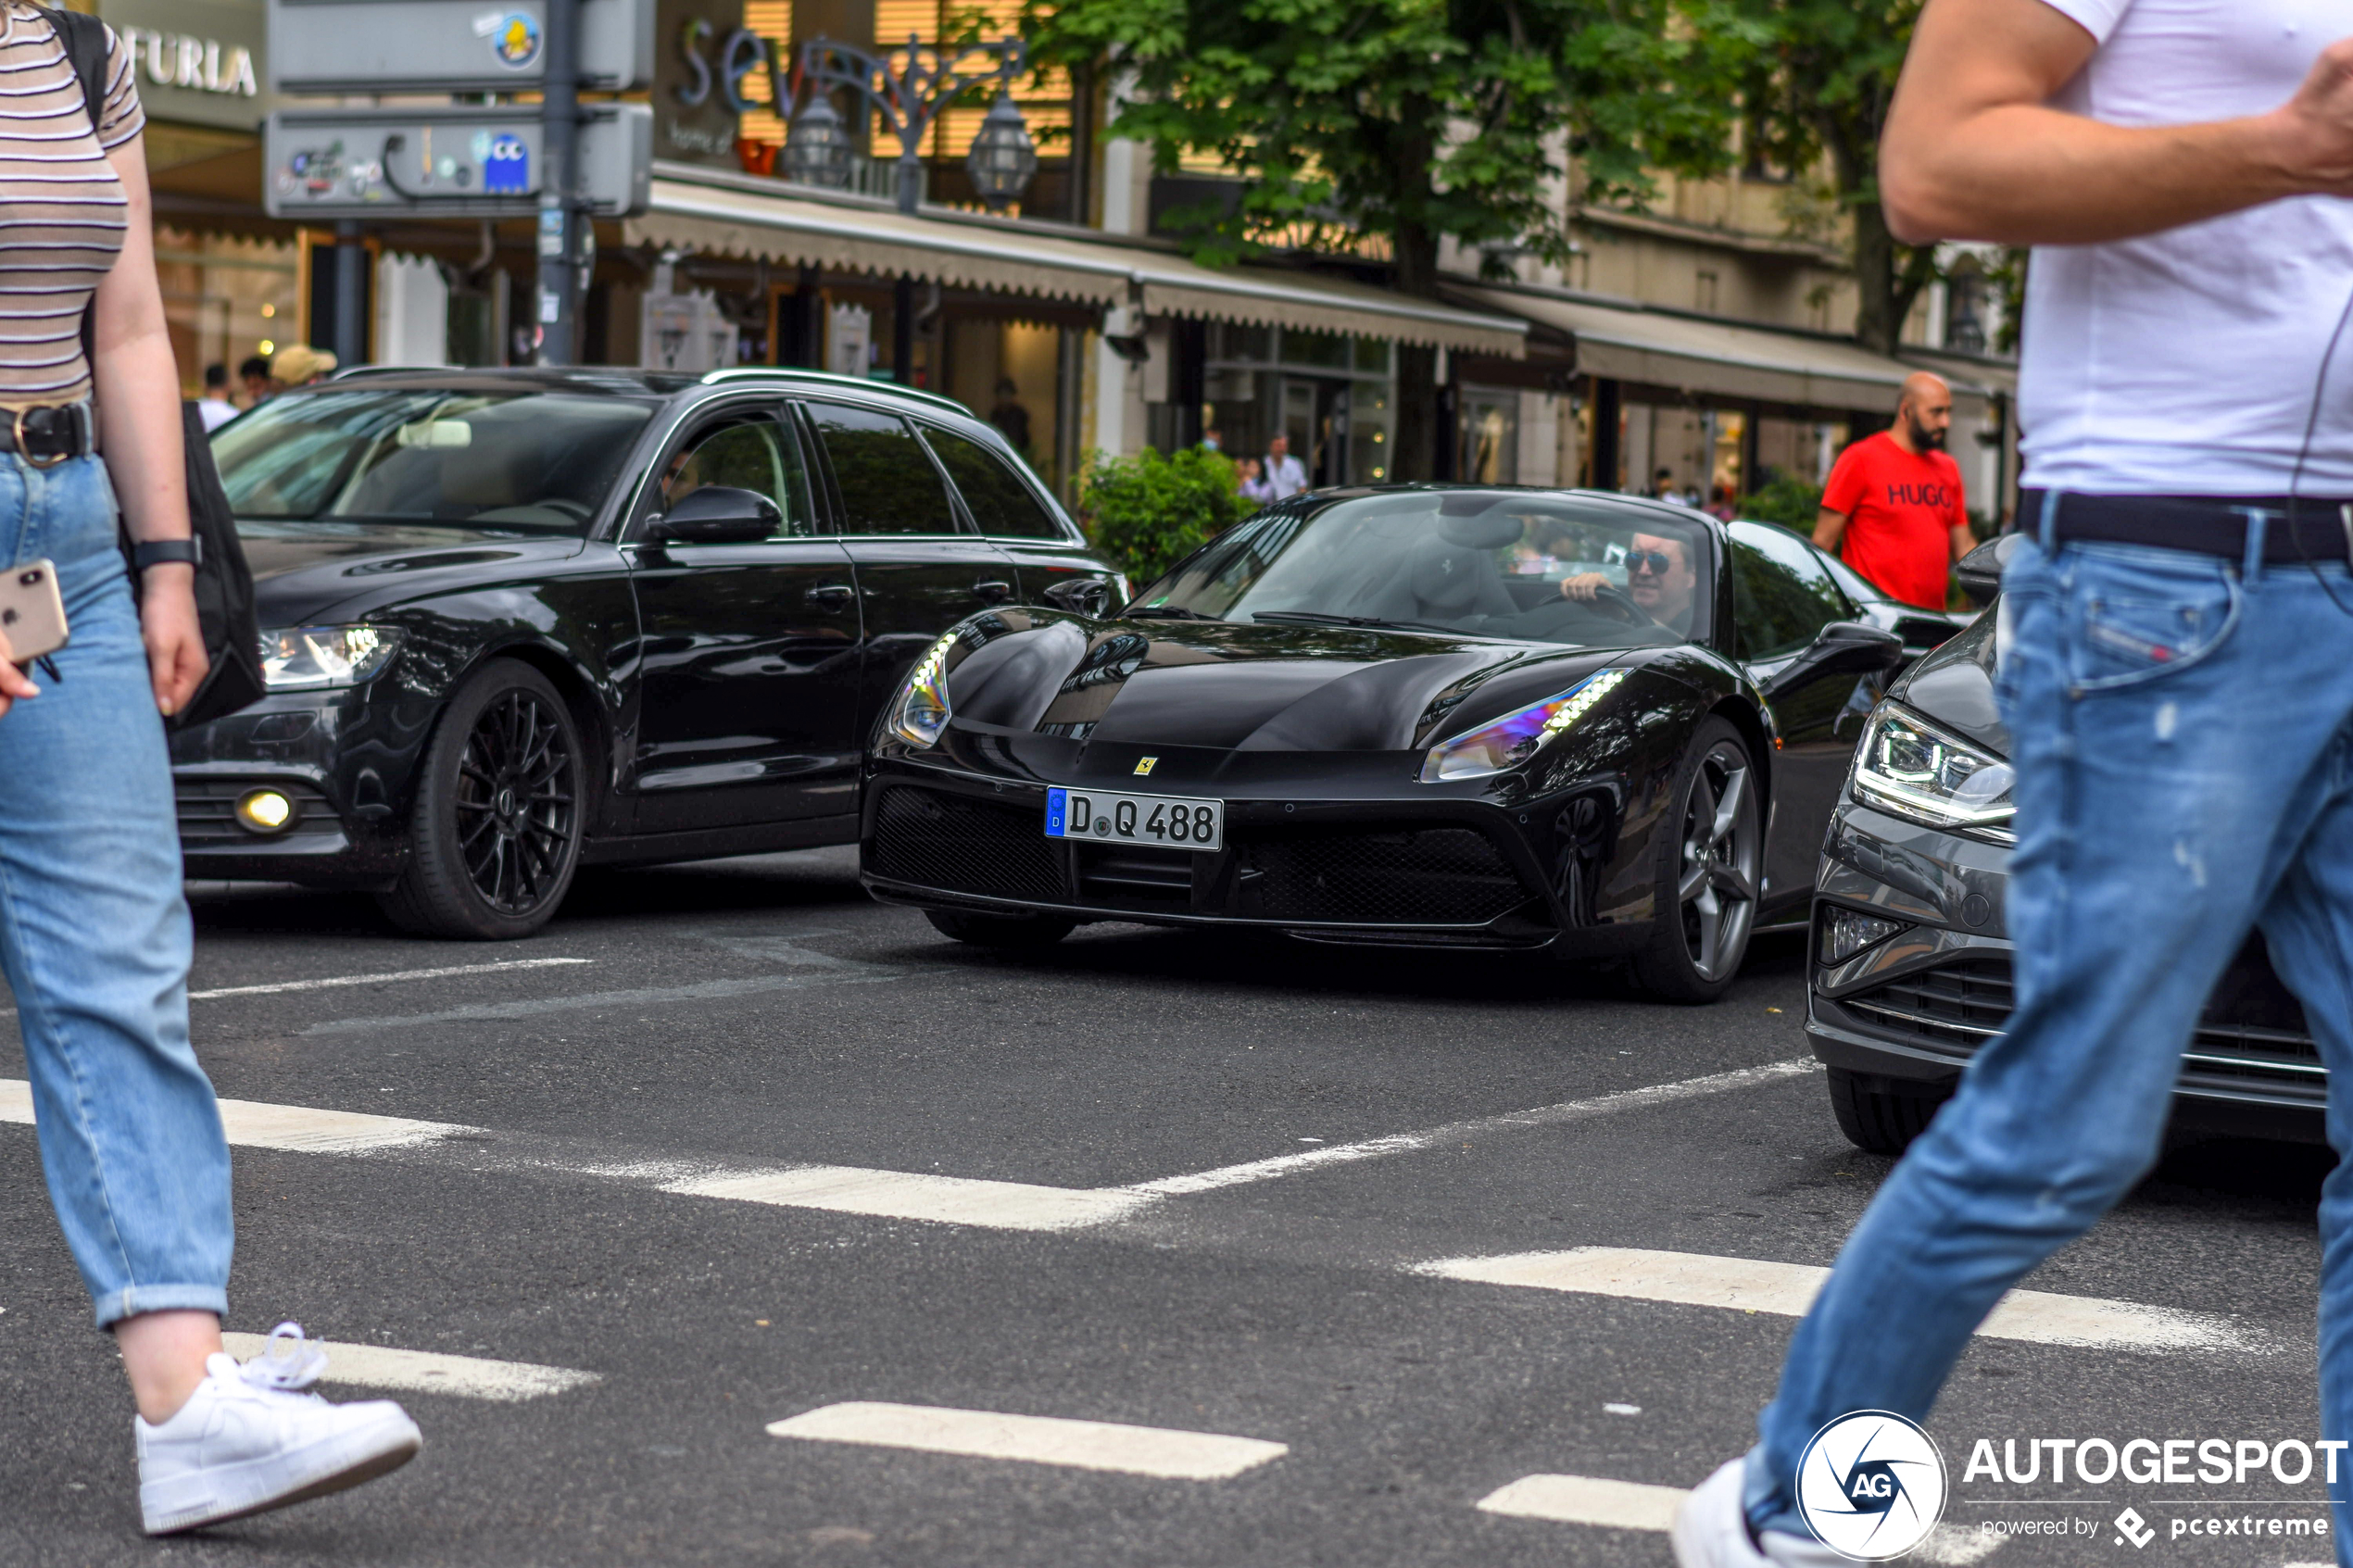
[0,848,2336,1566]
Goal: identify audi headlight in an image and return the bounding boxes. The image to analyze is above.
[1419,669,1627,784]
[1851,704,2015,830]
[887,630,960,747]
[259,624,403,690]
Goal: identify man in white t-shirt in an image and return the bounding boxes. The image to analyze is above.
[1262,433,1308,500]
[1672,6,2353,1566]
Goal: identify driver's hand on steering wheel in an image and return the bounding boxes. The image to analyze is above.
[1559,571,1611,600]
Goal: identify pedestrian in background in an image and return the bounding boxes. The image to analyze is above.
[235,352,271,408]
[268,342,334,389]
[1263,432,1307,500]
[1674,2,2353,1562]
[0,6,420,1537]
[1813,371,1972,608]
[988,376,1031,458]
[195,363,234,432]
[1237,455,1272,506]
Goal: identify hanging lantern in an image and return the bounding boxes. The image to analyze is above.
[964,92,1037,209]
[784,95,854,189]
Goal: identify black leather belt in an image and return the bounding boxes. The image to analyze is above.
[2023,489,2353,564]
[0,402,94,467]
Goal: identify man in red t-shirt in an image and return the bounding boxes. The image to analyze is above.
[1814,371,1973,608]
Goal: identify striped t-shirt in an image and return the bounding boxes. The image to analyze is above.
[0,4,141,408]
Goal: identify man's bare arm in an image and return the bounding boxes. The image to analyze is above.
[1951,522,1977,562]
[1881,0,2353,245]
[1814,508,1848,552]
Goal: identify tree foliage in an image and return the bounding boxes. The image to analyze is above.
[1026,0,1740,477]
[1692,0,1931,355]
[1077,445,1241,583]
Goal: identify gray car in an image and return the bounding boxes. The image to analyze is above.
[1806,533,2322,1153]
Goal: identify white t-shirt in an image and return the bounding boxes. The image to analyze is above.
[1265,453,1308,499]
[2021,0,2353,495]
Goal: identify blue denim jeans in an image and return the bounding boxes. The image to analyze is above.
[0,453,228,1328]
[1746,521,2353,1558]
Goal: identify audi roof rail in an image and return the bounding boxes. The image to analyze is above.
[697,365,975,418]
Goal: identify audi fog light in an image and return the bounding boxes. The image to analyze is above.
[1820,906,1904,964]
[1419,669,1627,784]
[260,624,404,690]
[887,631,960,747]
[234,788,296,835]
[1850,704,2015,830]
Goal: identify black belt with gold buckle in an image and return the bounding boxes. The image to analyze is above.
[0,403,94,468]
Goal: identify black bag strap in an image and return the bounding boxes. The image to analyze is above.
[46,8,107,137]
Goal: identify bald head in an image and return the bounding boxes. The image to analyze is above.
[1894,371,1952,454]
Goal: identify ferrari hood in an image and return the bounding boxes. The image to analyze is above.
[948,612,1630,753]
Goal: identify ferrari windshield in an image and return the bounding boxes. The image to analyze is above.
[212,388,657,533]
[1133,490,1714,647]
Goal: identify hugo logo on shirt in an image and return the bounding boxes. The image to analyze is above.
[1886,483,1955,508]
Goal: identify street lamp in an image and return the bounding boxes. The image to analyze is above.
[964,92,1037,210]
[782,94,854,188]
[794,34,1033,215]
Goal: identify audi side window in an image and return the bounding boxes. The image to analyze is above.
[660,414,812,538]
[803,402,960,535]
[921,426,1063,539]
[1730,521,1854,662]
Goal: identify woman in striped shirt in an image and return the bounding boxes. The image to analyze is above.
[0,5,423,1534]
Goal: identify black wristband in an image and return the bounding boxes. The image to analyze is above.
[133,538,201,571]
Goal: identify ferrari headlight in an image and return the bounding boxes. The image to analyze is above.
[259,624,403,690]
[1419,669,1627,784]
[1850,704,2015,830]
[887,630,960,747]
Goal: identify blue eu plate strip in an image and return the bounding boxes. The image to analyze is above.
[1045,787,1068,838]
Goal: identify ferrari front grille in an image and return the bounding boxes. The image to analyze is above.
[1238,825,1529,926]
[868,786,1064,902]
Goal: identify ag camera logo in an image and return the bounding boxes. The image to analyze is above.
[1796,1411,1947,1561]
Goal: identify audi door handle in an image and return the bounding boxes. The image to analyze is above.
[973,579,1014,604]
[806,583,854,609]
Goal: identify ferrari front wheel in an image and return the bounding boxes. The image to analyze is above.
[1630,717,1760,1004]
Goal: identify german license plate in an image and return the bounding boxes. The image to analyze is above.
[1046,786,1224,852]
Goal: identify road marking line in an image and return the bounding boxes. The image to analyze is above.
[666,1167,1149,1232]
[221,1334,598,1401]
[189,957,592,1000]
[303,967,919,1035]
[1474,1475,2001,1562]
[1476,1473,1683,1530]
[0,1079,470,1155]
[1123,1060,1818,1197]
[766,1401,1287,1480]
[1419,1248,2270,1354]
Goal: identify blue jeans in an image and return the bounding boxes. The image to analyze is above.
[0,453,228,1328]
[1747,522,2353,1558]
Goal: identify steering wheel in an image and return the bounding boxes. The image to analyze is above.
[1579,583,1647,624]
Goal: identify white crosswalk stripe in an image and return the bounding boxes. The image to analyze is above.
[220,1334,598,1401]
[1418,1248,2272,1355]
[767,1401,1288,1480]
[665,1166,1149,1231]
[1474,1474,2005,1563]
[0,1079,469,1155]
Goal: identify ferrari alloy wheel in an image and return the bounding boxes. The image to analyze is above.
[1632,718,1760,1003]
[380,661,587,940]
[925,908,1077,948]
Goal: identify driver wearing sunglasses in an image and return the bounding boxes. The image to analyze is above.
[1559,530,1699,633]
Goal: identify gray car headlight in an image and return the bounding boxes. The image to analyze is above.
[1850,703,2014,831]
[259,625,404,690]
[886,630,960,747]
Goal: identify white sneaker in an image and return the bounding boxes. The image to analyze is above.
[137,1323,422,1536]
[1671,1459,1848,1568]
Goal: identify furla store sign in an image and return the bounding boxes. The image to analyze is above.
[99,0,270,131]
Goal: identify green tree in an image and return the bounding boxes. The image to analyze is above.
[1699,0,1931,356]
[1026,0,1736,479]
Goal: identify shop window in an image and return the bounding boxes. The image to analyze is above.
[1457,388,1520,484]
[1353,337,1390,374]
[1211,322,1273,363]
[803,402,960,534]
[923,425,1063,537]
[1281,328,1350,370]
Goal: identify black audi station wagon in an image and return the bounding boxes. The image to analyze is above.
[182,367,1124,938]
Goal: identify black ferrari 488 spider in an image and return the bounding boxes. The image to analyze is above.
[861,485,1962,1000]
